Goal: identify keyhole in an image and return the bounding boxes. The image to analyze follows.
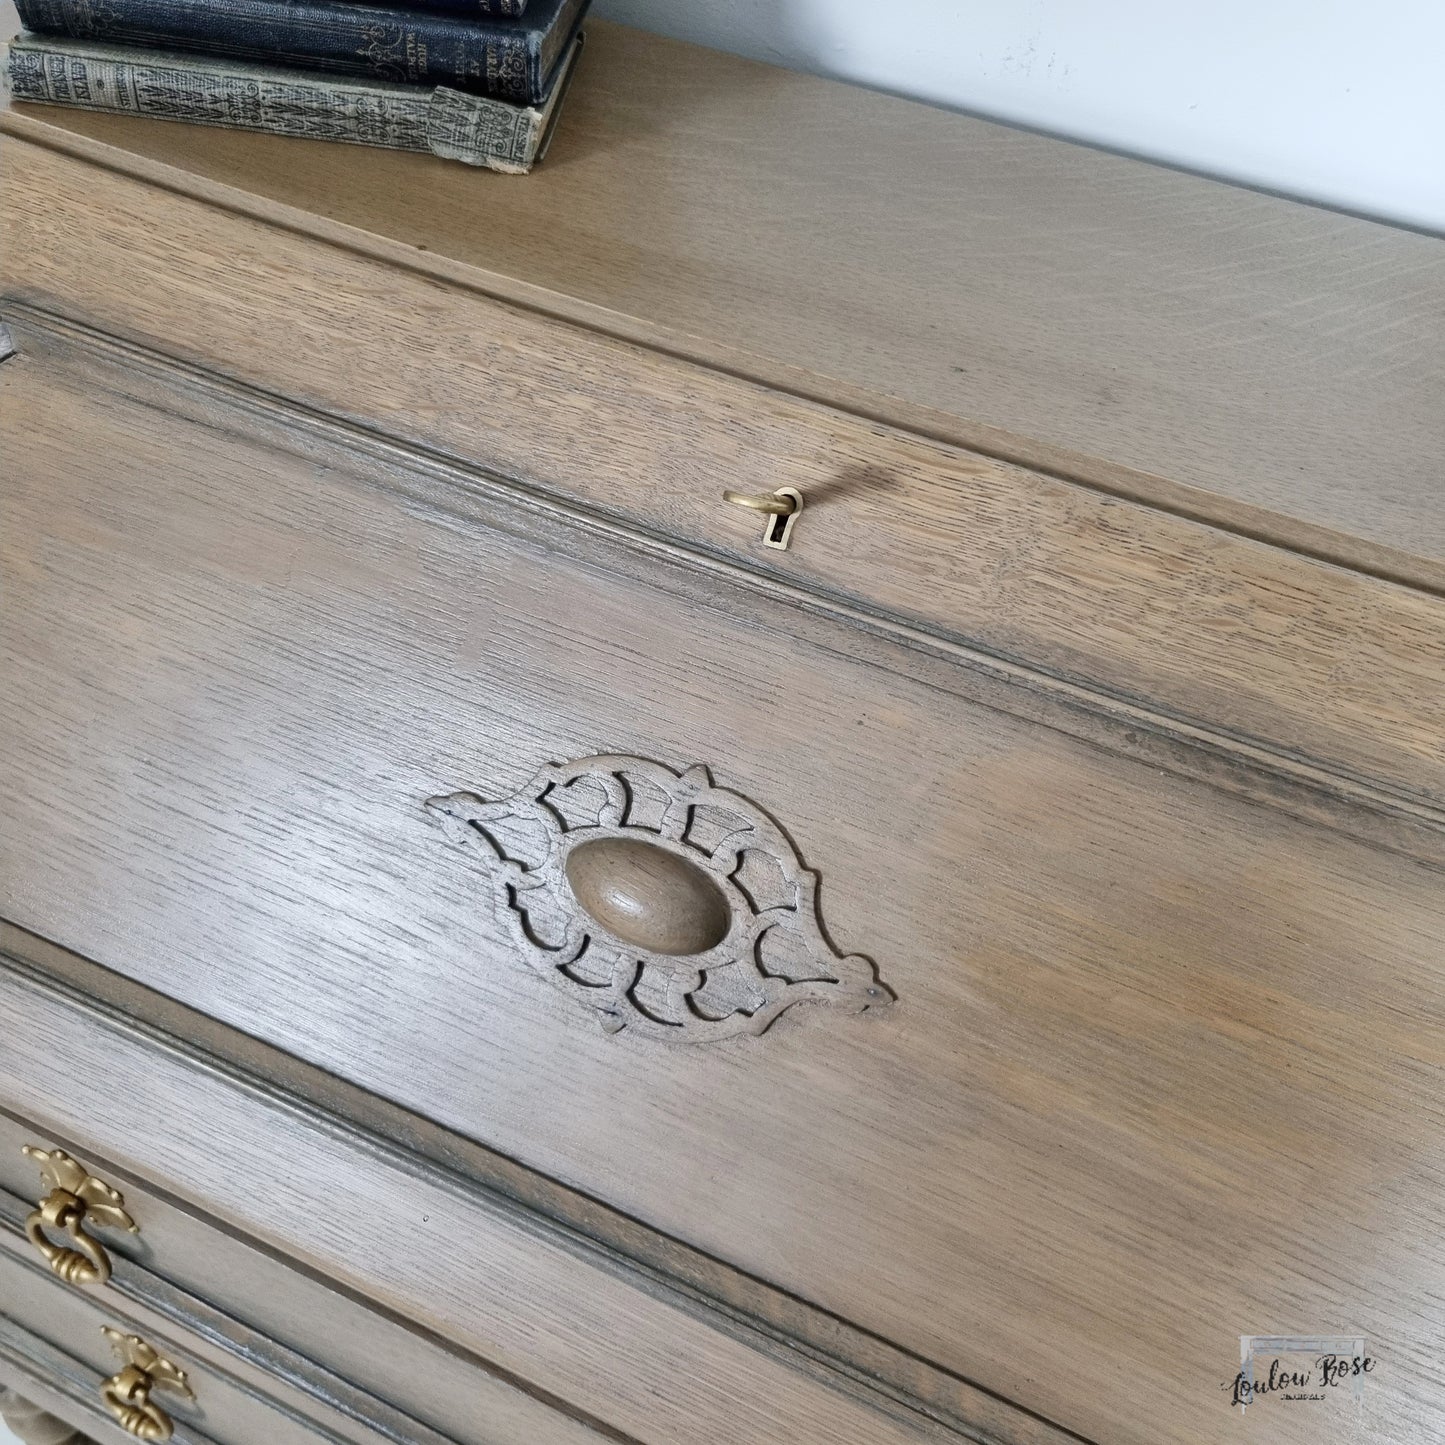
[763,487,804,550]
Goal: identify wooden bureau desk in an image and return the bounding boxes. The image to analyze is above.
[1,21,1443,1445]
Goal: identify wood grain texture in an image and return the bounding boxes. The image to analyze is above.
[2,317,1443,1445]
[0,1120,604,1445]
[0,965,996,1445]
[3,21,1443,579]
[9,308,1441,875]
[0,920,1091,1445]
[4,154,1445,815]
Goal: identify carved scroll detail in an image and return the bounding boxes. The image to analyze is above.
[426,755,893,1043]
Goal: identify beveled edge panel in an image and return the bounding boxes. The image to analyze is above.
[6,302,1444,872]
[0,1190,468,1445]
[2,92,1443,599]
[3,139,1443,807]
[0,923,1088,1445]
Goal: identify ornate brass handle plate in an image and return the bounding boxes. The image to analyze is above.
[99,1330,193,1441]
[22,1147,137,1287]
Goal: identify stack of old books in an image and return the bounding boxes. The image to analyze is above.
[2,0,588,173]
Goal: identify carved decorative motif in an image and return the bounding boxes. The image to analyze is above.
[427,755,893,1043]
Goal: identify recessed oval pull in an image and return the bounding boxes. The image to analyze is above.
[426,754,893,1042]
[565,837,732,956]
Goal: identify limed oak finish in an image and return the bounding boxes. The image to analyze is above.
[2,20,1443,1445]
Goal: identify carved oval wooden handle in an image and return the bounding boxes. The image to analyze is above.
[565,836,732,956]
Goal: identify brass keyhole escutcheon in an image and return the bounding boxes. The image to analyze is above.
[99,1330,193,1441]
[22,1147,137,1287]
[722,487,803,549]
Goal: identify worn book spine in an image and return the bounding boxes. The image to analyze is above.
[13,0,587,103]
[2,34,584,172]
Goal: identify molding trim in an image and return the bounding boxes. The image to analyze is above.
[5,300,1443,869]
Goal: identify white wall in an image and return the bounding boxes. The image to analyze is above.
[594,0,1445,233]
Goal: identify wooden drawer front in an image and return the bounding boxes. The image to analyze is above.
[3,316,1444,1445]
[0,1115,599,1445]
[0,953,974,1445]
[4,135,1445,819]
[0,1246,329,1445]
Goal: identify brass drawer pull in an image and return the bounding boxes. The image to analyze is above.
[99,1330,193,1441]
[22,1147,137,1287]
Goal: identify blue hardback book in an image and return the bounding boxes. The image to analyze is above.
[14,0,587,102]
